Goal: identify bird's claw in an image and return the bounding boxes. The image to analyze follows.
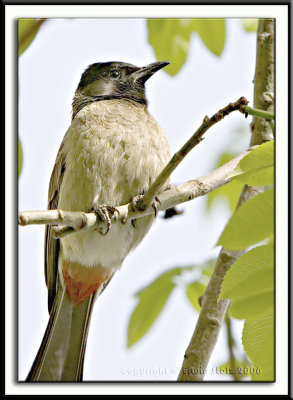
[91,205,119,235]
[130,194,160,217]
[151,196,160,217]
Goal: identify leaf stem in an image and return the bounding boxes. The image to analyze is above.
[245,106,274,120]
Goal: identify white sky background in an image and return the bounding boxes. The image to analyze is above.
[18,18,257,382]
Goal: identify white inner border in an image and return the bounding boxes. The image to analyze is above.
[6,4,288,396]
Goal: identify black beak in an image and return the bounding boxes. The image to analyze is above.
[131,61,169,84]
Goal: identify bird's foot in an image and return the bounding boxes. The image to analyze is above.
[91,205,119,235]
[130,194,160,218]
[130,194,146,213]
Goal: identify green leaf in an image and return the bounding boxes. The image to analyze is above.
[208,180,244,212]
[18,138,23,176]
[185,259,215,311]
[147,19,191,76]
[18,19,45,56]
[127,267,190,347]
[242,19,258,33]
[186,281,206,312]
[147,18,225,75]
[217,188,274,250]
[229,141,274,186]
[221,245,275,380]
[242,310,274,381]
[207,152,243,212]
[220,245,274,319]
[189,19,226,56]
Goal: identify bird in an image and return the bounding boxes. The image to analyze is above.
[26,61,171,381]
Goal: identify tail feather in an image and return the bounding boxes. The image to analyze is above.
[26,284,95,382]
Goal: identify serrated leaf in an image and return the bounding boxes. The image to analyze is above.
[229,141,274,186]
[189,18,226,56]
[220,245,274,319]
[147,19,191,76]
[238,141,274,170]
[207,152,243,212]
[242,19,258,33]
[18,138,23,176]
[221,246,275,380]
[217,188,274,250]
[18,19,45,56]
[186,281,206,312]
[229,290,273,320]
[242,310,274,381]
[127,267,190,347]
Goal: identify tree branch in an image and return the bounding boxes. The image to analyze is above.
[178,18,274,382]
[18,149,252,238]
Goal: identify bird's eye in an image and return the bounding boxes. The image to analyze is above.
[110,70,120,79]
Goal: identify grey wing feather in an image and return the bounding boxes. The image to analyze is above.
[45,140,67,313]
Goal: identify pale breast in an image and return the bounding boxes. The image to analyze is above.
[58,99,170,212]
[57,99,171,269]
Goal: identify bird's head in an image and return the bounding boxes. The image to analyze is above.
[72,61,169,119]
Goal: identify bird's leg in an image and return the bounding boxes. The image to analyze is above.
[90,205,119,235]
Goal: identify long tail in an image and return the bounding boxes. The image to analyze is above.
[26,285,95,382]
